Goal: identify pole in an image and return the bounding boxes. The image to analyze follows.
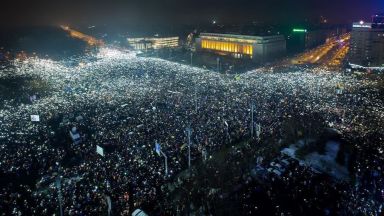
[105,195,112,216]
[256,123,261,140]
[251,102,254,139]
[195,86,198,113]
[190,52,193,66]
[56,177,63,216]
[161,151,168,176]
[185,126,192,216]
[217,57,220,72]
[186,127,192,169]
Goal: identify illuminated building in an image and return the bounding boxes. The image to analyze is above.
[349,21,384,67]
[127,37,179,50]
[196,33,286,62]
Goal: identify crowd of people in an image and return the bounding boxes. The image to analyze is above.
[0,47,383,215]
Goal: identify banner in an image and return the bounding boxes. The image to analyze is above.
[31,115,40,122]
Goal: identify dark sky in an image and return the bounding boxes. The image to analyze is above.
[1,0,383,27]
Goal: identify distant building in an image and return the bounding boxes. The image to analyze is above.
[195,33,286,62]
[127,37,179,51]
[349,20,384,67]
[287,27,346,54]
[127,38,152,50]
[372,13,384,25]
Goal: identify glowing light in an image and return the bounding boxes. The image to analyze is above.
[353,22,371,28]
[60,25,104,46]
[201,40,253,55]
[293,29,307,33]
[97,47,137,59]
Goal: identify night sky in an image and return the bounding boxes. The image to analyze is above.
[1,0,383,27]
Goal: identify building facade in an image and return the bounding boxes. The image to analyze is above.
[127,37,179,51]
[349,21,384,67]
[287,28,341,53]
[195,33,286,62]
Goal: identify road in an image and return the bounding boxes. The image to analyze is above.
[60,25,104,47]
[290,33,350,68]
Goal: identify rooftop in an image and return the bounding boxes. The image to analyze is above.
[199,33,285,44]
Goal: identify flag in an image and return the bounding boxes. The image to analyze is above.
[155,142,161,156]
[96,145,104,157]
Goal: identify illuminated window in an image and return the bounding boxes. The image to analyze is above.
[201,39,253,56]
